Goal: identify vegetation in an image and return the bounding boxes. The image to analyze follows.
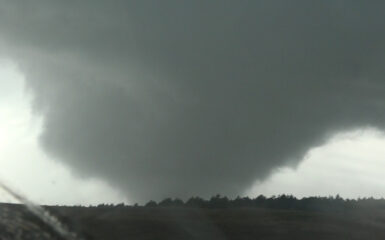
[141,194,385,213]
[3,195,385,239]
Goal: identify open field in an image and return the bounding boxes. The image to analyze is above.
[2,203,385,239]
[49,206,385,239]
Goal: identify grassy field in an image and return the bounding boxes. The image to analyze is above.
[43,206,385,240]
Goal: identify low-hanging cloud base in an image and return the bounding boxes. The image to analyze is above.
[1,1,385,202]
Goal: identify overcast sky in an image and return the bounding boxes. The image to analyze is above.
[1,1,385,204]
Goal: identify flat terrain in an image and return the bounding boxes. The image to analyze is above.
[2,203,385,239]
[49,206,385,240]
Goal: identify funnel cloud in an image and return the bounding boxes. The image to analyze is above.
[1,1,385,202]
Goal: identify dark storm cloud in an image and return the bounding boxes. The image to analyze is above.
[1,1,385,202]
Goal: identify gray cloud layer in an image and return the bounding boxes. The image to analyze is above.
[1,1,385,202]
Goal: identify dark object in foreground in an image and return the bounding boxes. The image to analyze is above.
[2,202,385,240]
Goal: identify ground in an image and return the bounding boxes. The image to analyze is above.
[38,206,385,240]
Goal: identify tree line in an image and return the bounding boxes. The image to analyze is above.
[93,194,385,213]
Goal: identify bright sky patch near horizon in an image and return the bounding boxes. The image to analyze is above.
[248,129,385,199]
[2,60,385,204]
[0,60,128,205]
